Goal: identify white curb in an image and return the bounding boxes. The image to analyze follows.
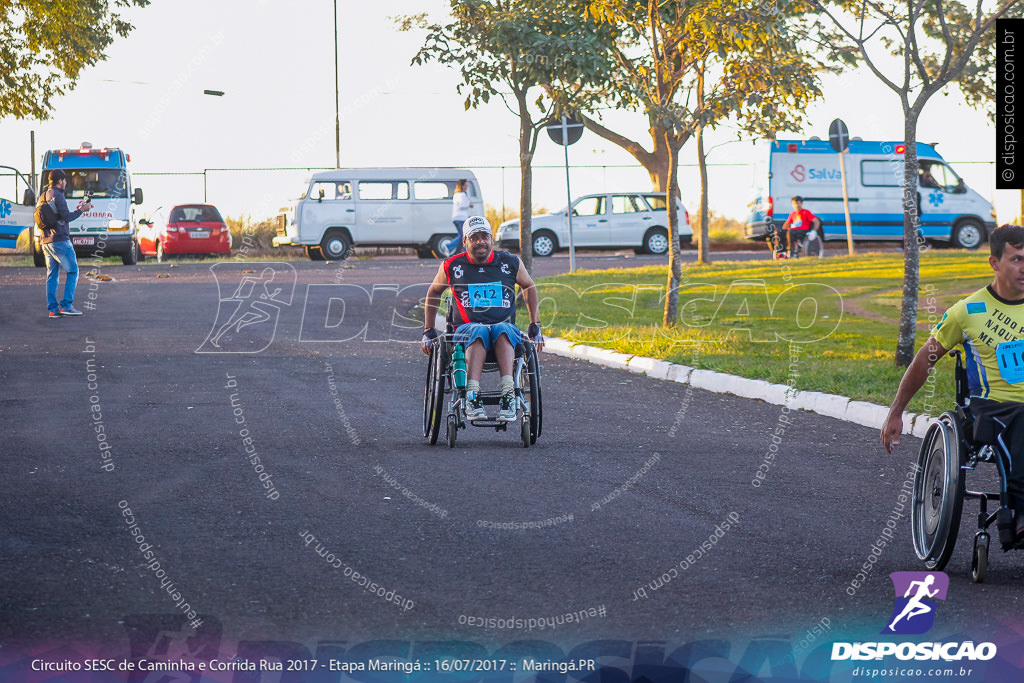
[544,336,928,435]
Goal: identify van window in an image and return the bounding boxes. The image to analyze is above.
[415,182,453,200]
[925,162,964,193]
[359,181,409,201]
[861,160,901,187]
[309,181,352,201]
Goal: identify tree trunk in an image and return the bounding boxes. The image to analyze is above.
[896,110,921,367]
[579,114,681,193]
[695,127,710,265]
[663,130,682,327]
[517,93,534,273]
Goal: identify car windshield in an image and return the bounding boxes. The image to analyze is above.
[64,169,129,199]
[169,206,223,223]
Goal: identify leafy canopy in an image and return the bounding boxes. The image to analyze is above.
[1,0,150,120]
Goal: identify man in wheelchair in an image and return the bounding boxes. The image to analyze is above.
[882,225,1024,544]
[421,216,544,423]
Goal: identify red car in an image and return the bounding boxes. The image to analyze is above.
[138,204,232,262]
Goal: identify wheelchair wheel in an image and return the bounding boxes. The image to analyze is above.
[912,412,966,570]
[521,415,531,448]
[971,532,989,583]
[446,414,458,448]
[524,345,542,444]
[424,341,447,445]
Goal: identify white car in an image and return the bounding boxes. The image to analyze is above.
[496,192,692,256]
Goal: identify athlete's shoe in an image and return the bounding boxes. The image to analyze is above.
[464,392,487,420]
[60,306,84,316]
[48,310,62,318]
[497,393,516,422]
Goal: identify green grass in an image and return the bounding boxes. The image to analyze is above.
[527,250,995,414]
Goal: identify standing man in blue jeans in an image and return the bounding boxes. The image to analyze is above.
[38,169,92,317]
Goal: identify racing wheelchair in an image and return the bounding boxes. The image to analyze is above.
[422,309,542,449]
[912,349,1019,582]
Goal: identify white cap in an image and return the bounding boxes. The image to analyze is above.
[463,215,491,238]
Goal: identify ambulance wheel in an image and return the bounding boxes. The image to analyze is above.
[30,227,45,267]
[971,532,989,583]
[952,220,984,250]
[122,240,138,265]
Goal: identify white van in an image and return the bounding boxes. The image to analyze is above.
[745,140,996,249]
[273,168,483,260]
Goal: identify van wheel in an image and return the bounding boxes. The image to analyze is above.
[643,227,669,255]
[306,245,325,261]
[416,247,434,259]
[532,231,557,257]
[430,234,455,258]
[320,230,352,260]
[952,220,984,250]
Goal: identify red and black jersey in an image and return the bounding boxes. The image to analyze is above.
[443,250,520,326]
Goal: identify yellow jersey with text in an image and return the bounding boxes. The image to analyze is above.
[932,285,1024,401]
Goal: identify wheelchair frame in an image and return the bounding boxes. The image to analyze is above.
[911,349,1016,582]
[422,329,542,449]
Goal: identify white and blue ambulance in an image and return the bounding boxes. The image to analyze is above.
[0,165,35,251]
[745,139,996,249]
[32,142,144,266]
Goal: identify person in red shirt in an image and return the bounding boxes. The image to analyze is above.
[781,196,822,256]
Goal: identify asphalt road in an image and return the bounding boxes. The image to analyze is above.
[1,253,1020,681]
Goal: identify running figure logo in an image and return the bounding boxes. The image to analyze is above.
[882,571,949,635]
[196,263,296,353]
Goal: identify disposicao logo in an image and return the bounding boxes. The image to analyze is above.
[882,571,947,635]
[831,572,996,663]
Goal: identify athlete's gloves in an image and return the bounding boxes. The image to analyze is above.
[528,323,544,346]
[421,328,438,354]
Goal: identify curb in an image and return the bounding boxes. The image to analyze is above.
[542,337,932,437]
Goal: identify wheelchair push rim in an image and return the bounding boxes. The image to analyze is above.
[911,413,965,570]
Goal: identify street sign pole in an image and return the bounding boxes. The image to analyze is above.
[560,116,576,272]
[830,118,854,255]
[839,151,854,255]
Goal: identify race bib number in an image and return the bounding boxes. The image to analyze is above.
[996,340,1024,385]
[468,282,503,308]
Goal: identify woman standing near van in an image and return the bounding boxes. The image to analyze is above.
[444,179,473,256]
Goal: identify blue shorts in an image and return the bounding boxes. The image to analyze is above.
[453,322,522,352]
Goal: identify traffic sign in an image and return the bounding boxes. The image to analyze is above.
[546,116,584,146]
[829,118,850,153]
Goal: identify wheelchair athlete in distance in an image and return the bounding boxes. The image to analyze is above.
[421,216,544,445]
[882,225,1024,580]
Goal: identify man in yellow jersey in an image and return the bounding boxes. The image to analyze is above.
[882,225,1024,539]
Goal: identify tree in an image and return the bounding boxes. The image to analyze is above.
[0,0,150,120]
[581,0,826,323]
[398,0,611,272]
[816,0,1021,366]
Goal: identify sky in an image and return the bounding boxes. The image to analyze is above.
[0,0,1013,224]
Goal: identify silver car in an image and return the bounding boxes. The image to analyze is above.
[496,192,693,256]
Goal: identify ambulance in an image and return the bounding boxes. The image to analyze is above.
[31,143,144,266]
[745,139,996,249]
[0,165,35,250]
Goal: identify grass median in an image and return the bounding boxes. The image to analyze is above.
[529,250,995,415]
